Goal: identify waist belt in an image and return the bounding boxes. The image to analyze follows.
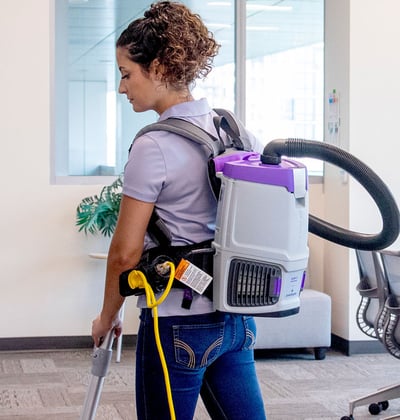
[119,240,215,300]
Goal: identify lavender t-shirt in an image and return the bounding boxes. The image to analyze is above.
[123,99,217,250]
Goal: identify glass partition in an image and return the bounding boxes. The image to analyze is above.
[54,0,323,179]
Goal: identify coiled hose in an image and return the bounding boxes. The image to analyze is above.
[261,138,400,250]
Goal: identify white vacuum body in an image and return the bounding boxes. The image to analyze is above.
[212,153,309,317]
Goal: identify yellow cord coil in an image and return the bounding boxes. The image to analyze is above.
[127,262,176,420]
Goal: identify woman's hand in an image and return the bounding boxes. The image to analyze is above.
[92,313,122,347]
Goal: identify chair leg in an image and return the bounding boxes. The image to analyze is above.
[115,335,123,363]
[115,302,126,363]
[382,414,400,420]
[314,347,327,360]
[349,382,400,416]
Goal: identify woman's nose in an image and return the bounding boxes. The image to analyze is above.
[118,81,126,94]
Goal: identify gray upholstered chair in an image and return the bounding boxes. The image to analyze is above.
[254,287,331,360]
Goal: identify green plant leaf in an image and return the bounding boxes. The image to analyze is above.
[76,174,123,237]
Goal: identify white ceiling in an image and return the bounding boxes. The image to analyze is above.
[68,0,323,82]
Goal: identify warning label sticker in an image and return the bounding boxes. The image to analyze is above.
[175,259,213,295]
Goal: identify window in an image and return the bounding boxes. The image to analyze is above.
[245,0,324,175]
[53,0,323,180]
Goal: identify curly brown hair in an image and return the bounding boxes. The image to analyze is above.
[116,1,220,90]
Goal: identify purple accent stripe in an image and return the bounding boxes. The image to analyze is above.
[274,277,282,296]
[221,154,307,192]
[213,151,257,173]
[301,271,307,289]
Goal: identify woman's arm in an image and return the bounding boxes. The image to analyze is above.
[92,194,154,346]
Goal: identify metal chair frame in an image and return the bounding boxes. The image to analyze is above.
[343,250,400,420]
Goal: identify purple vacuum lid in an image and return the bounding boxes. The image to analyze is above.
[214,152,308,193]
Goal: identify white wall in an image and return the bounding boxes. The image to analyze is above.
[0,0,139,339]
[324,0,400,341]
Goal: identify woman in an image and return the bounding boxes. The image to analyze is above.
[92,2,266,419]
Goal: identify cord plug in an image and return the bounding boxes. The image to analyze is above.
[119,268,146,297]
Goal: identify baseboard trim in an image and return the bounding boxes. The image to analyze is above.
[0,333,386,356]
[331,334,386,356]
[0,335,137,352]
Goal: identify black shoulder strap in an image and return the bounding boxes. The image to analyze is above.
[134,118,225,158]
[133,109,251,247]
[147,209,172,248]
[133,109,253,155]
[213,108,253,151]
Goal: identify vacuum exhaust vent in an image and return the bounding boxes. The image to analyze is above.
[227,259,281,307]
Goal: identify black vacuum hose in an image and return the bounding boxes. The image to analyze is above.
[261,138,400,250]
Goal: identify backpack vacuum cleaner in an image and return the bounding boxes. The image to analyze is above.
[119,110,400,318]
[212,138,399,317]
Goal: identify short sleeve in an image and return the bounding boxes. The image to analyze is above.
[122,135,166,203]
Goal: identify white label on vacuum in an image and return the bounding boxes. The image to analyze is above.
[175,259,213,295]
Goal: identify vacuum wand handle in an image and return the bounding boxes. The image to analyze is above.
[80,329,115,420]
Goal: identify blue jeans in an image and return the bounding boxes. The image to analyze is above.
[136,309,266,420]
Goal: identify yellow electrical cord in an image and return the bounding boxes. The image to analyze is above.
[127,262,176,420]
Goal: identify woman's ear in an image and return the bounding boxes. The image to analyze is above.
[150,59,164,81]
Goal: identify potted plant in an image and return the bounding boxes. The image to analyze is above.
[76,175,126,362]
[76,175,123,237]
